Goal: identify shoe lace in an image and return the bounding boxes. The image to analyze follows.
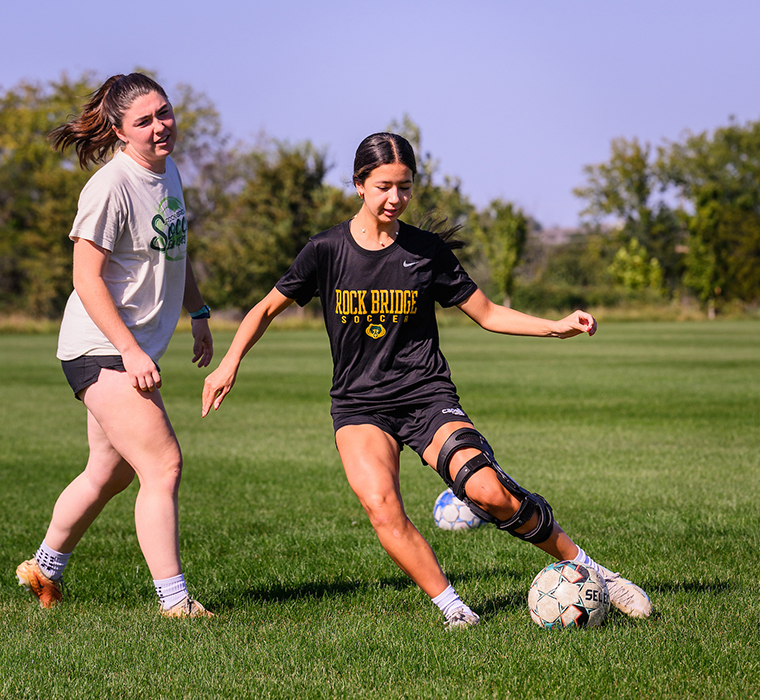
[604,573,636,604]
[445,609,477,628]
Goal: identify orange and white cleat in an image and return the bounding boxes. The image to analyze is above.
[16,559,63,609]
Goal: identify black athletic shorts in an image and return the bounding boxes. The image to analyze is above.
[332,399,472,459]
[61,355,126,400]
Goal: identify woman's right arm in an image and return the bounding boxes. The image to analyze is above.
[73,238,162,392]
[201,287,294,417]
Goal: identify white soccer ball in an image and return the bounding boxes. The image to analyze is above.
[527,560,610,629]
[433,488,486,530]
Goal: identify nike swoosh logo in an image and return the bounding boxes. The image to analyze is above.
[403,261,420,268]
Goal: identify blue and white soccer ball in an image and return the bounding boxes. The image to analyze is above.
[433,488,486,531]
[527,560,610,629]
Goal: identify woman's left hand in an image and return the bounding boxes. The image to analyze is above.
[191,319,214,367]
[554,310,597,339]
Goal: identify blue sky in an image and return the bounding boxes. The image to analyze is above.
[2,0,758,228]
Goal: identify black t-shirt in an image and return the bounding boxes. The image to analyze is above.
[275,220,478,413]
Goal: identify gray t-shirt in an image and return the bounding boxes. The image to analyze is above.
[57,150,187,362]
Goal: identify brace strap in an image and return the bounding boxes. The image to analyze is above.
[436,427,555,544]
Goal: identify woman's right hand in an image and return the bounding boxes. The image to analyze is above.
[199,288,293,418]
[122,346,162,392]
[201,360,238,417]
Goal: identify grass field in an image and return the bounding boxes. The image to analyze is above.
[1,320,758,699]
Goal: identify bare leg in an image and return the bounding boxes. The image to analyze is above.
[45,369,184,580]
[336,424,450,598]
[44,410,135,552]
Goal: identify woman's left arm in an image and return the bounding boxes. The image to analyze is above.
[457,289,596,339]
[184,255,214,367]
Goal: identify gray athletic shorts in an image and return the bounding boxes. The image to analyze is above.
[61,355,162,400]
[332,399,472,458]
[61,355,126,400]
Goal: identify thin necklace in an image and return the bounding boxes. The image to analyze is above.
[357,221,397,248]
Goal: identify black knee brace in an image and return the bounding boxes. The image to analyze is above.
[436,427,555,544]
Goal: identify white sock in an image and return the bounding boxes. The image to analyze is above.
[153,573,188,609]
[35,541,71,581]
[431,584,472,618]
[573,546,602,574]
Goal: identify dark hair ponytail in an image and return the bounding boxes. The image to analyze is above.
[415,213,466,250]
[352,132,417,186]
[49,73,168,169]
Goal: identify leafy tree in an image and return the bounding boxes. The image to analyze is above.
[532,227,614,289]
[471,200,529,307]
[574,137,683,292]
[170,82,226,178]
[195,140,356,312]
[0,75,94,316]
[680,232,718,312]
[659,118,760,309]
[607,237,663,292]
[575,137,654,222]
[715,207,760,303]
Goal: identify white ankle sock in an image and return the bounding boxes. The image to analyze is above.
[432,584,472,618]
[35,541,71,581]
[153,573,188,609]
[573,546,601,574]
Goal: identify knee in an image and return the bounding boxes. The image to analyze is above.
[360,491,405,530]
[138,452,183,494]
[160,454,183,491]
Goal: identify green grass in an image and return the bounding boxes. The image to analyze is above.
[1,321,758,699]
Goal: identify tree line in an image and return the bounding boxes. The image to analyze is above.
[1,73,758,320]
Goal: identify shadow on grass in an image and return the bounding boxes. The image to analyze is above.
[211,562,529,616]
[231,575,415,606]
[588,579,735,626]
[651,578,732,595]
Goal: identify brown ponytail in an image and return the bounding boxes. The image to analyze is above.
[49,73,168,169]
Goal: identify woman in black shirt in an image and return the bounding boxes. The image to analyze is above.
[202,132,651,628]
